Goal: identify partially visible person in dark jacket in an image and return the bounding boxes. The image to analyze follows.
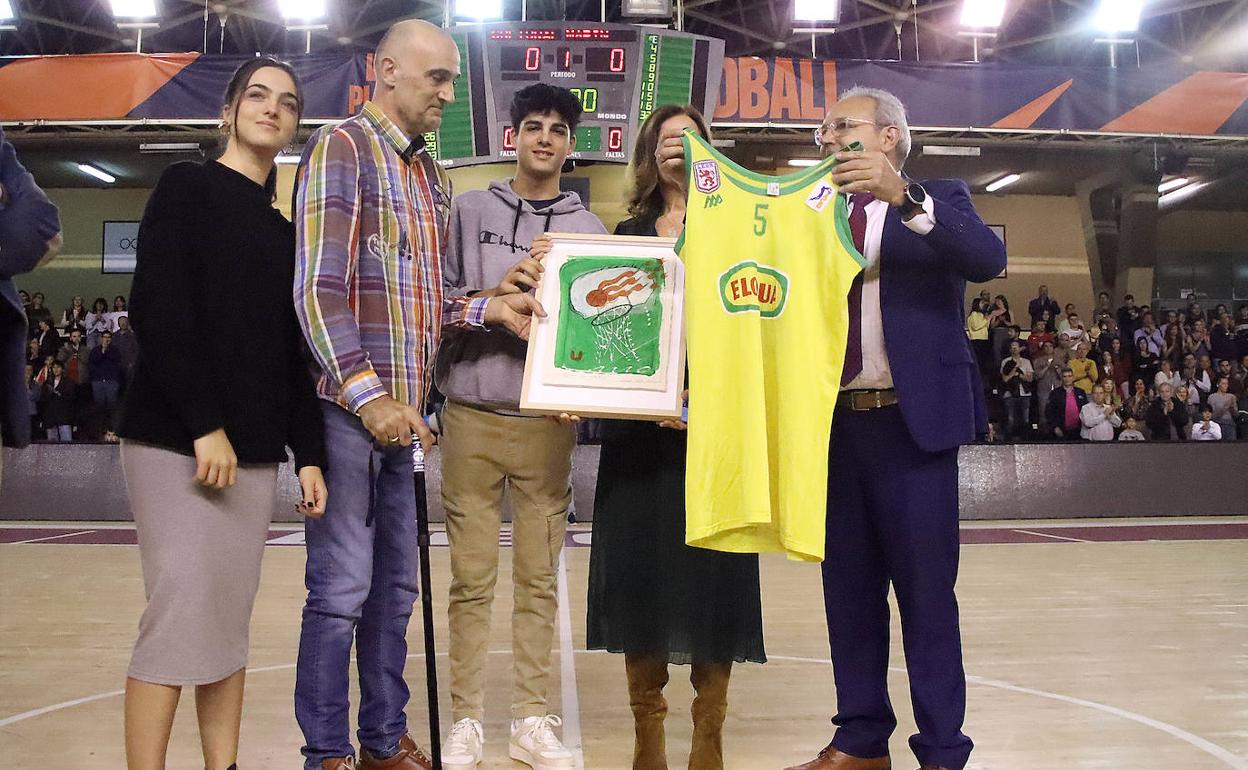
[39,359,75,442]
[1145,381,1189,441]
[0,125,62,476]
[89,330,124,441]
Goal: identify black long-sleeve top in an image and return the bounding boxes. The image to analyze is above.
[118,160,325,470]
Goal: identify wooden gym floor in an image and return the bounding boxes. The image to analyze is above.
[1,518,1246,770]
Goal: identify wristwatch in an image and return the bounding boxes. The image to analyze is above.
[898,182,926,220]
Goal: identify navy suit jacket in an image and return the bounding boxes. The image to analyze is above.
[877,178,1006,453]
[0,127,62,447]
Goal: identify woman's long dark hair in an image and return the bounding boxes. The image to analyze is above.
[221,56,304,201]
[626,104,713,224]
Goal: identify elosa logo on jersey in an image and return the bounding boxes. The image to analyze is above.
[718,261,789,318]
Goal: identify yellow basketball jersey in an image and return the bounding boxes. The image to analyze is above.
[678,130,866,562]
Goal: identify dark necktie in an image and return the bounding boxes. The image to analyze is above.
[840,192,875,387]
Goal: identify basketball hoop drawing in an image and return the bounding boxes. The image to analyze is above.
[555,258,665,376]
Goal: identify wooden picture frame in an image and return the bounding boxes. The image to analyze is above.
[520,233,686,420]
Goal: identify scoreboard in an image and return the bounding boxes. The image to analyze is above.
[421,22,724,167]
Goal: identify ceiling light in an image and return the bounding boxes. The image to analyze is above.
[109,0,157,18]
[788,158,821,167]
[78,164,117,184]
[455,0,504,21]
[1158,180,1206,208]
[0,1,15,23]
[985,173,1020,192]
[922,145,981,157]
[1157,177,1189,193]
[139,142,200,154]
[279,0,326,21]
[960,0,1006,28]
[1092,0,1143,34]
[794,0,839,23]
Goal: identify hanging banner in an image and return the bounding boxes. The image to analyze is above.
[2,51,1247,137]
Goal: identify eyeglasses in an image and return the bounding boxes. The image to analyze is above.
[814,117,884,147]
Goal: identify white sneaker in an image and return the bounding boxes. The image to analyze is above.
[441,717,485,770]
[508,714,575,770]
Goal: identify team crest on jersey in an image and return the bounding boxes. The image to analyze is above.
[718,261,790,318]
[693,160,721,193]
[806,181,835,212]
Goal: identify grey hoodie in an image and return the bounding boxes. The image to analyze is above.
[437,179,607,413]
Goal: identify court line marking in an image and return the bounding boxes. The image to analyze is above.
[556,552,585,770]
[10,530,93,544]
[1011,529,1092,543]
[768,655,1248,770]
[4,653,1245,770]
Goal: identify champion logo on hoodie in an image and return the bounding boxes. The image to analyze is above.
[478,230,532,253]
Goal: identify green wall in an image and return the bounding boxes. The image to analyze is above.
[15,188,149,318]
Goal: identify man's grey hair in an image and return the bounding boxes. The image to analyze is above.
[838,86,912,168]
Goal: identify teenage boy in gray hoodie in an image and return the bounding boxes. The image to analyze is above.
[436,83,606,770]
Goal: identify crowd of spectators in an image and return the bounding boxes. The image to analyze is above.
[16,282,1248,447]
[971,285,1248,443]
[18,290,134,442]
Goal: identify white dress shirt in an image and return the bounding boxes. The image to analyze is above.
[842,192,936,391]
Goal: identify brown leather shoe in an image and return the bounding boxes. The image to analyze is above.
[784,742,891,770]
[321,759,356,770]
[358,735,432,770]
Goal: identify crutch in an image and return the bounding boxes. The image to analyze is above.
[411,436,443,770]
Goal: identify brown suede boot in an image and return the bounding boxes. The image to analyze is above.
[625,652,670,770]
[688,661,732,770]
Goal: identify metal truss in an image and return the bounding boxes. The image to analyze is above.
[0,0,1244,67]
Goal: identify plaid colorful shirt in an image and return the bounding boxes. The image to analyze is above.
[294,101,488,414]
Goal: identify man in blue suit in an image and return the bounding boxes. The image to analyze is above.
[0,127,62,486]
[785,88,1006,770]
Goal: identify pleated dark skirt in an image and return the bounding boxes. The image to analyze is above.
[586,420,766,665]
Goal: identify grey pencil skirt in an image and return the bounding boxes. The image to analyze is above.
[122,440,279,686]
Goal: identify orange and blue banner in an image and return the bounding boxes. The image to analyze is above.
[2,52,1245,136]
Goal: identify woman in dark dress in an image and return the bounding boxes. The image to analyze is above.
[117,58,326,770]
[586,104,765,770]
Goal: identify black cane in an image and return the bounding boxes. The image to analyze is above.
[411,437,443,770]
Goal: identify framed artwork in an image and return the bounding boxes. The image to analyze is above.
[520,233,686,420]
[102,221,140,274]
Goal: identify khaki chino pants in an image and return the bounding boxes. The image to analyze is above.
[440,400,575,721]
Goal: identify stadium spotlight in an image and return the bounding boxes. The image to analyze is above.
[109,0,158,18]
[281,0,328,53]
[622,0,673,17]
[279,0,326,22]
[1092,0,1143,34]
[960,0,1005,28]
[794,0,840,23]
[985,173,1020,192]
[455,0,505,21]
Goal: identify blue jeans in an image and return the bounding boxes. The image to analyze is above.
[45,425,72,442]
[295,401,419,768]
[93,380,120,432]
[1003,394,1030,439]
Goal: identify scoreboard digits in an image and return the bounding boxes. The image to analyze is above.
[421,22,724,167]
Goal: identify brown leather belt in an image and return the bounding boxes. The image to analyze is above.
[837,388,899,411]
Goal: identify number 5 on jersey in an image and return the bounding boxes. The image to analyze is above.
[753,203,768,237]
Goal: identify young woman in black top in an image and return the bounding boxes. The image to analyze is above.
[586,104,765,770]
[118,58,326,770]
